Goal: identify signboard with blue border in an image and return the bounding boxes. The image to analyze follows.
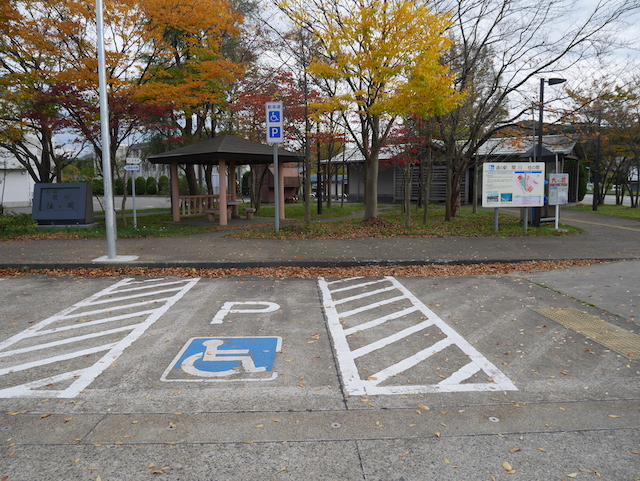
[266,101,283,144]
[482,162,545,207]
[161,337,282,382]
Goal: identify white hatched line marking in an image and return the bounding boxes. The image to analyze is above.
[32,310,156,336]
[368,338,454,383]
[339,294,408,318]
[0,343,115,376]
[325,277,364,286]
[319,276,517,395]
[343,306,420,336]
[0,367,94,398]
[351,319,435,358]
[83,286,186,305]
[333,285,398,305]
[0,277,199,398]
[56,296,175,319]
[439,361,481,386]
[111,279,194,293]
[0,325,136,359]
[329,279,387,294]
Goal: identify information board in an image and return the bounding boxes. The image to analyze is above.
[482,163,545,208]
[548,173,569,206]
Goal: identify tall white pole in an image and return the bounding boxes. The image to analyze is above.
[96,0,117,259]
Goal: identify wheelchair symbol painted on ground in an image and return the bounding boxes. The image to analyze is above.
[161,337,282,382]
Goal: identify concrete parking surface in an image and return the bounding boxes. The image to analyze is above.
[1,261,638,480]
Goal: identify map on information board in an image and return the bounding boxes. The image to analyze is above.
[482,163,545,208]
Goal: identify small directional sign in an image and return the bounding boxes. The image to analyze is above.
[124,164,140,171]
[266,101,283,144]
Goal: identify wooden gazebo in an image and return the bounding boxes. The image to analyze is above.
[148,134,299,225]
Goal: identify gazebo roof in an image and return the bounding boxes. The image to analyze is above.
[148,134,300,165]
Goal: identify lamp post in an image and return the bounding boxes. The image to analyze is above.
[533,77,566,227]
[592,110,602,211]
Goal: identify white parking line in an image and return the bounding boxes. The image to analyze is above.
[0,277,199,398]
[319,276,517,396]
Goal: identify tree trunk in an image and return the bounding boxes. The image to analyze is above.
[449,169,463,217]
[404,163,412,228]
[185,164,198,194]
[39,127,52,183]
[422,148,433,223]
[445,162,453,221]
[363,155,379,220]
[205,165,214,195]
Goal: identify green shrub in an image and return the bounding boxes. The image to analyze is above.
[158,175,170,195]
[92,178,104,195]
[135,176,146,194]
[126,177,133,195]
[242,171,251,196]
[0,213,39,238]
[146,177,157,195]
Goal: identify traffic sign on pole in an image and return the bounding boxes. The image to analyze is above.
[266,101,283,144]
[124,164,140,171]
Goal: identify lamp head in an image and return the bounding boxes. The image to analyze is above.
[548,78,566,86]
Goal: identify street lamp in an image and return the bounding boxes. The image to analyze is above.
[533,77,566,227]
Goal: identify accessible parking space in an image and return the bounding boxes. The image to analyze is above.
[1,268,639,480]
[0,273,637,411]
[0,276,344,413]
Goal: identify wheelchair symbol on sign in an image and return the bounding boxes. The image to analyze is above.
[162,337,282,382]
[268,111,281,123]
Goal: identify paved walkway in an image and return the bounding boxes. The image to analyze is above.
[0,208,638,269]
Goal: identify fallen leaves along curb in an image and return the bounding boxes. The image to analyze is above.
[0,259,603,279]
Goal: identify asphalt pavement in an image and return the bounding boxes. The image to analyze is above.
[0,205,639,480]
[1,205,640,269]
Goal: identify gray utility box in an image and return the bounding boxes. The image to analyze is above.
[32,183,94,225]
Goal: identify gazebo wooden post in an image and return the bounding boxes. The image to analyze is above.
[219,159,227,226]
[229,161,239,219]
[278,157,285,220]
[171,163,180,222]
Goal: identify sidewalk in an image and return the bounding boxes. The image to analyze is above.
[0,208,638,269]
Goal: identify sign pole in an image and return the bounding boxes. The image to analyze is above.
[132,173,137,229]
[273,144,279,233]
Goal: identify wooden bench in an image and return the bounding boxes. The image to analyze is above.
[244,208,256,220]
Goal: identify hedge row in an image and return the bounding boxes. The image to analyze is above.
[92,176,170,196]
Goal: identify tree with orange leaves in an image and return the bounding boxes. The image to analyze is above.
[0,0,246,197]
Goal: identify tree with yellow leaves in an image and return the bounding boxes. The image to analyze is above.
[277,0,462,219]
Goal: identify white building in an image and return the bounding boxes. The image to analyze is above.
[0,143,36,209]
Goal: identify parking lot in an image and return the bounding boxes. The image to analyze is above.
[1,265,639,480]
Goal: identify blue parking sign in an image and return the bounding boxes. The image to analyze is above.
[266,101,283,143]
[162,337,282,382]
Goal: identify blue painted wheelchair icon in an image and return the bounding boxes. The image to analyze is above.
[172,337,281,380]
